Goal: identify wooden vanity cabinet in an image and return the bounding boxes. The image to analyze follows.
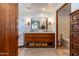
[25,33,55,48]
[70,10,79,56]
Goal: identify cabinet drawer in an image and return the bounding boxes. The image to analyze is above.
[37,33,44,37]
[71,24,79,31]
[26,37,35,42]
[36,38,45,42]
[71,42,79,53]
[71,50,79,56]
[71,14,79,31]
[44,34,51,37]
[25,33,35,37]
[71,32,79,43]
[72,14,79,20]
[25,33,55,42]
[45,38,51,42]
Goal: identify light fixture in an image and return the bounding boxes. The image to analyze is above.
[49,22,51,25]
[27,22,30,25]
[27,7,31,10]
[42,8,45,11]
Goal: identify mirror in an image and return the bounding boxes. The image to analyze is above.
[31,18,40,31]
[31,17,48,32]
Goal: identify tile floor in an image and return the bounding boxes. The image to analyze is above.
[18,46,69,56]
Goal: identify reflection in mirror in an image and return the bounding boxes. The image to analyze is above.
[31,17,48,32]
[31,17,40,32]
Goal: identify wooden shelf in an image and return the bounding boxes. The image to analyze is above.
[25,42,53,48]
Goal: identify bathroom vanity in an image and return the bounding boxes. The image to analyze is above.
[25,32,55,48]
[24,17,55,47]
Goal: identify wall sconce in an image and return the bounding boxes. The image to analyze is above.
[27,22,30,25]
[49,22,51,25]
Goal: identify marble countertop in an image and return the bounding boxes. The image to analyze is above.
[25,32,55,33]
[25,30,55,33]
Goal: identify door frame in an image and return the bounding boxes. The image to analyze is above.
[56,3,69,48]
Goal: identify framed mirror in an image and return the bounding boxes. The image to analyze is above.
[31,17,48,32]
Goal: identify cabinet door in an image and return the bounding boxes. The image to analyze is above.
[0,4,18,56]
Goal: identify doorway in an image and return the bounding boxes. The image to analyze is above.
[56,3,71,53]
[0,3,71,56]
[18,3,70,56]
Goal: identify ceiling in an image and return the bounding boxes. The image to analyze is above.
[59,4,71,16]
[19,3,64,16]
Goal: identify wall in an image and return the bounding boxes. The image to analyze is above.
[71,3,79,12]
[57,3,79,48]
[18,3,65,47]
[18,15,56,46]
[18,4,26,46]
[18,4,56,46]
[24,14,55,33]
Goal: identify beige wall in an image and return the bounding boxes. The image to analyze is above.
[71,3,79,12]
[58,4,71,48]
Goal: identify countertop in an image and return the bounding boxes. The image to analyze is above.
[25,32,55,33]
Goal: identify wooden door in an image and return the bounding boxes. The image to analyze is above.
[0,4,18,56]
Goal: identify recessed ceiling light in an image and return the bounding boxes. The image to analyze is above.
[42,8,45,11]
[27,7,31,10]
